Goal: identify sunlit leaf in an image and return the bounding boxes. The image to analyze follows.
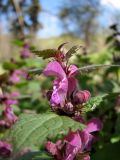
[84,92,120,112]
[83,95,105,112]
[7,113,85,153]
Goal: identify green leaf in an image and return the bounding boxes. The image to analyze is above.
[13,151,53,160]
[28,68,43,75]
[83,95,106,112]
[66,45,81,60]
[12,39,24,47]
[92,142,120,160]
[32,49,57,59]
[3,62,18,70]
[84,92,120,112]
[0,72,8,85]
[57,42,68,50]
[8,113,85,153]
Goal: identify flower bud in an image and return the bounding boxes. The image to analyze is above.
[73,90,91,105]
[0,141,12,158]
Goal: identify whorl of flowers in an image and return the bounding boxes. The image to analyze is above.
[0,91,19,158]
[43,61,91,116]
[20,43,31,58]
[43,45,103,160]
[0,91,19,128]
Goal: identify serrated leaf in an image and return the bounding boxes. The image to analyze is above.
[83,95,106,112]
[57,42,68,50]
[32,49,57,59]
[7,113,85,154]
[79,64,120,74]
[13,151,53,160]
[66,45,81,60]
[84,92,120,112]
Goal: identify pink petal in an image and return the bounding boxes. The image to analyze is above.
[83,155,90,160]
[3,106,18,126]
[64,144,79,160]
[79,131,90,151]
[85,118,103,133]
[5,99,18,106]
[43,61,66,79]
[68,65,78,77]
[68,77,78,94]
[65,131,82,148]
[10,91,20,97]
[45,141,58,156]
[85,134,94,151]
[51,78,68,106]
[51,89,61,105]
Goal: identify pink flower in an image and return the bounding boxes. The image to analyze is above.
[43,61,78,108]
[0,91,20,106]
[9,69,27,84]
[0,141,12,158]
[0,106,17,128]
[2,106,18,127]
[20,43,31,58]
[0,92,19,128]
[45,118,102,160]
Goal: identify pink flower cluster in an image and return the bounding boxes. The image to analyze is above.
[44,61,90,116]
[43,51,102,160]
[46,118,102,160]
[0,92,19,158]
[0,92,19,128]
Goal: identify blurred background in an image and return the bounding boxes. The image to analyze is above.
[0,0,120,59]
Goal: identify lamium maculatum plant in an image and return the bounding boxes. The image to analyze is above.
[0,43,120,160]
